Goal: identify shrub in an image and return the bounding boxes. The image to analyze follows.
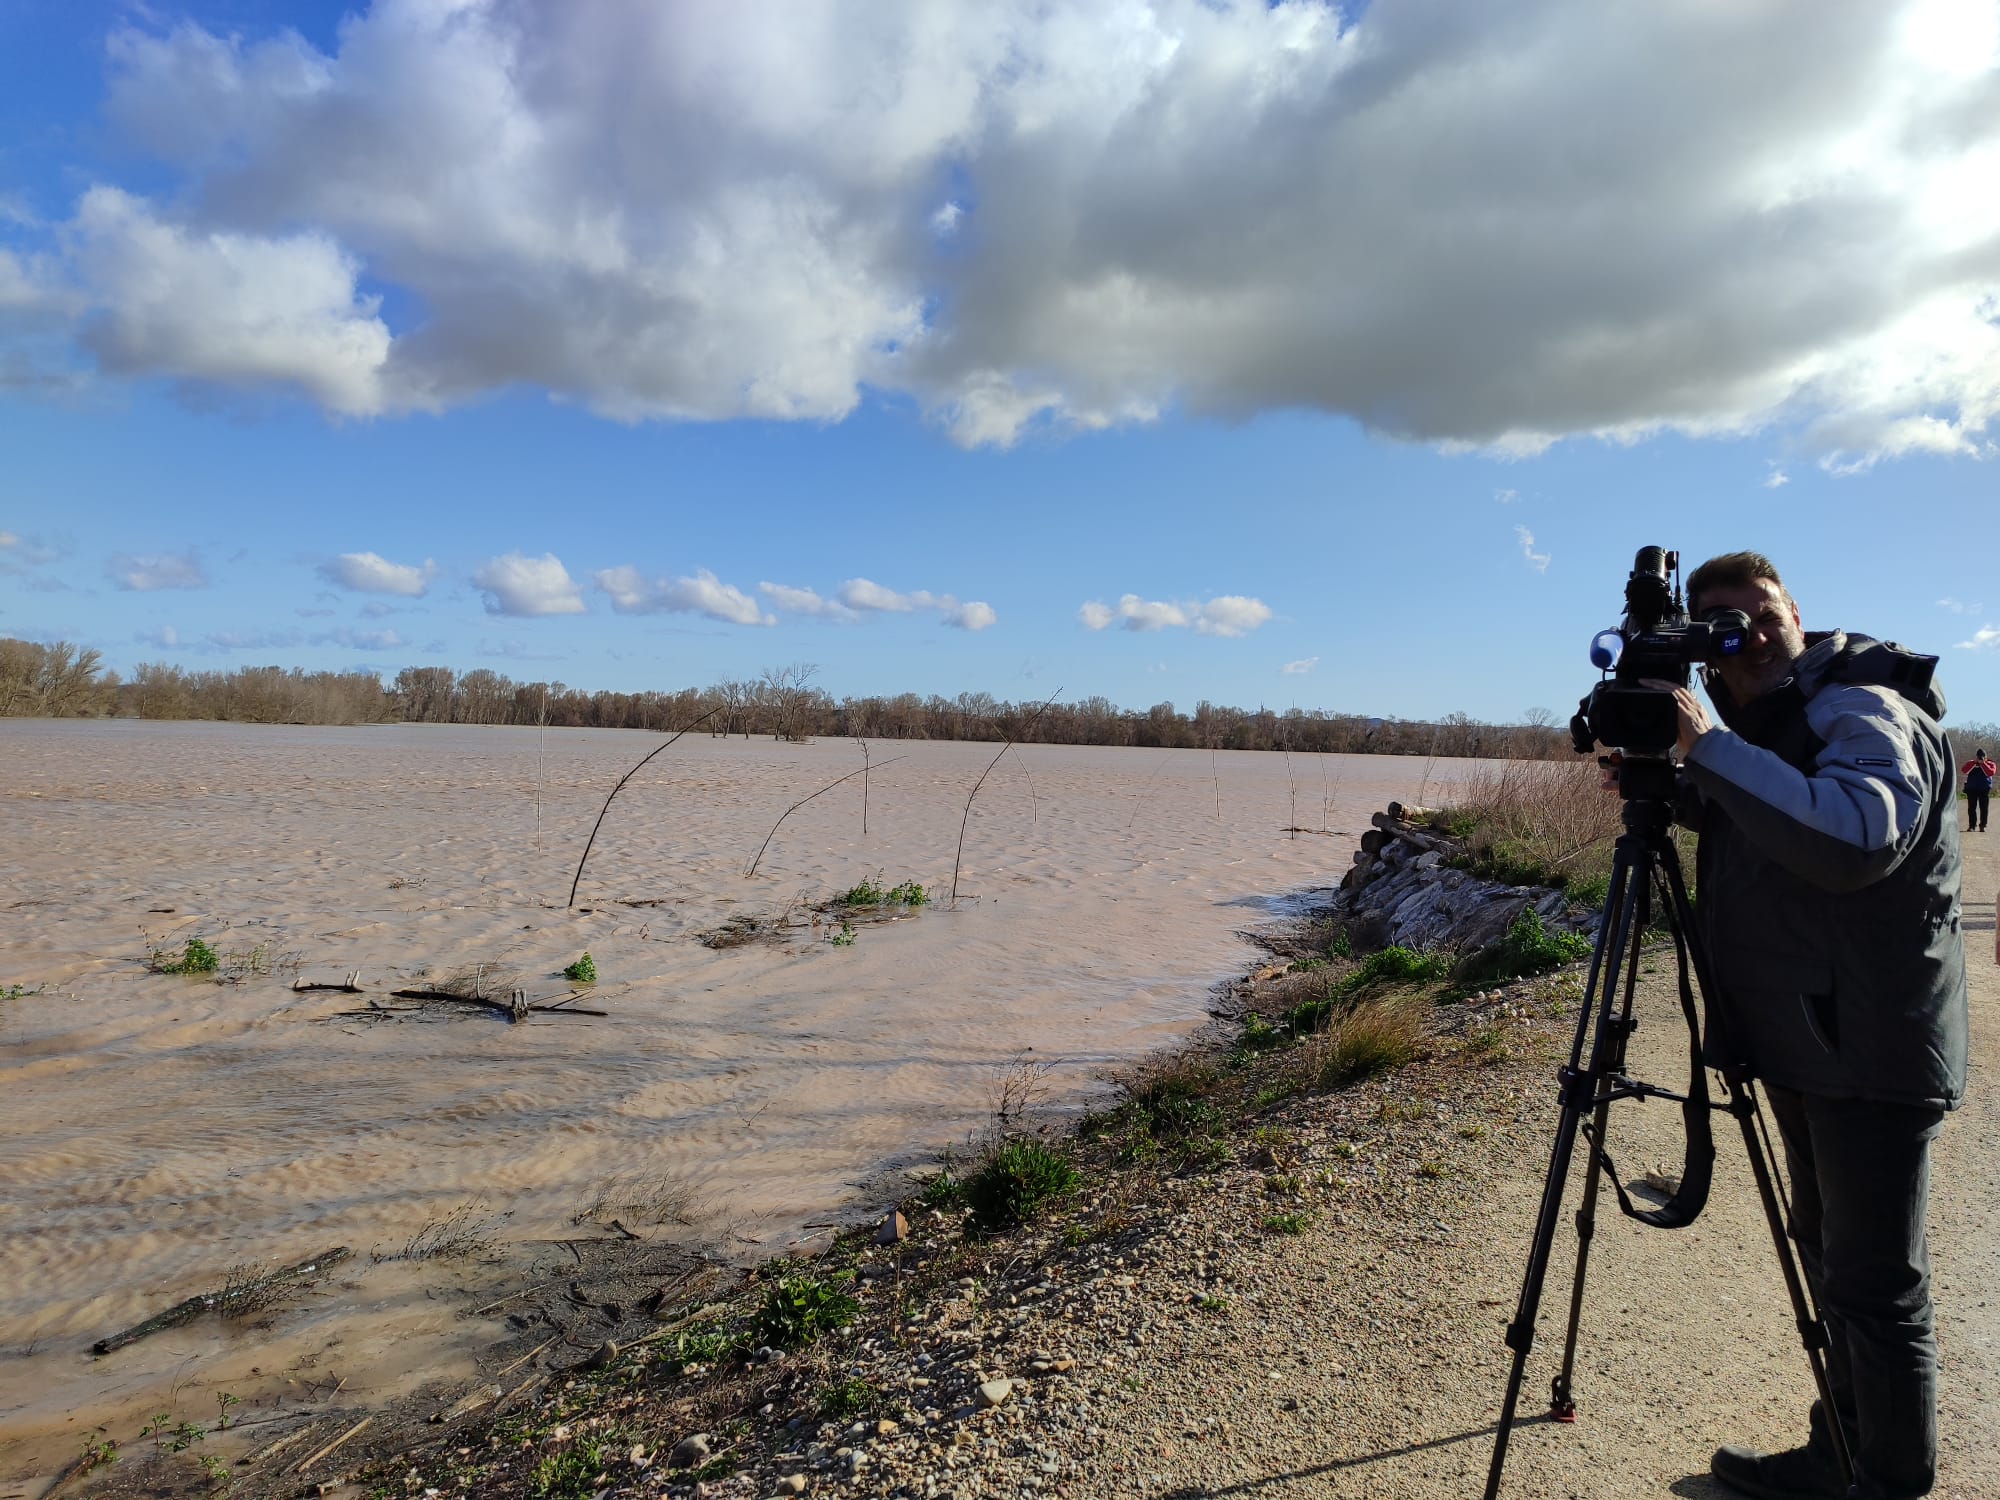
[885,880,928,906]
[1304,1001,1423,1088]
[148,936,219,975]
[834,875,887,906]
[1429,759,1622,892]
[754,1274,860,1349]
[562,952,597,983]
[963,1138,1079,1232]
[1337,945,1450,996]
[1458,908,1593,986]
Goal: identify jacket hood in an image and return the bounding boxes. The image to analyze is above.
[1704,629,1947,728]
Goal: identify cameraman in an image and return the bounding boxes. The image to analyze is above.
[1645,552,1966,1500]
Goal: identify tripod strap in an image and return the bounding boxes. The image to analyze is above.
[1592,908,1717,1229]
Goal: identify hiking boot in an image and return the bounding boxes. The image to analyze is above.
[1710,1441,1845,1500]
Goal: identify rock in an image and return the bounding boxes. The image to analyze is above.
[976,1378,1014,1408]
[874,1418,900,1438]
[877,1210,908,1244]
[774,1477,808,1495]
[670,1433,712,1469]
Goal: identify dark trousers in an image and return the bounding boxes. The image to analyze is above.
[1966,788,1988,830]
[1763,1085,1946,1499]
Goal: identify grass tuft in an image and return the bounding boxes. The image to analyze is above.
[962,1138,1079,1232]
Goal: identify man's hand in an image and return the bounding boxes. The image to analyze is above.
[1639,678,1713,758]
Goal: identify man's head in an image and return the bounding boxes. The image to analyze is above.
[1687,550,1806,704]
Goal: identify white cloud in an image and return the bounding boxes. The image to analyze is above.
[1077,591,1269,635]
[319,550,437,596]
[1515,525,1551,574]
[1494,489,1519,505]
[1281,656,1319,676]
[1955,625,2000,651]
[0,530,65,572]
[72,187,393,414]
[0,0,1977,464]
[759,582,859,621]
[135,624,180,648]
[1763,465,1791,488]
[595,565,771,625]
[473,552,586,616]
[1938,596,1983,614]
[109,550,208,590]
[1196,595,1272,637]
[201,628,303,652]
[945,599,998,631]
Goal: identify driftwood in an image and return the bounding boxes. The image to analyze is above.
[387,988,604,1020]
[93,1247,351,1356]
[291,972,363,993]
[292,1414,373,1474]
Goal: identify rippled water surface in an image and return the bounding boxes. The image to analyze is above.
[0,720,1473,1470]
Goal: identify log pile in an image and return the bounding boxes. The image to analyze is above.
[1330,802,1595,957]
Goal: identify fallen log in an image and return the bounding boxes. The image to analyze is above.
[93,1247,351,1356]
[291,972,362,993]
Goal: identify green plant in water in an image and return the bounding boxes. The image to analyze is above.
[834,873,887,906]
[754,1273,861,1348]
[562,952,597,983]
[149,937,220,976]
[829,920,857,947]
[963,1138,1079,1232]
[884,880,928,906]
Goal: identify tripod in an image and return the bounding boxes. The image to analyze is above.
[1482,757,1851,1498]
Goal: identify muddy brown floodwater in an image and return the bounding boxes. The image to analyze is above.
[0,720,1477,1479]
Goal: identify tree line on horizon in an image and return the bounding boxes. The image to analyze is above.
[8,638,1998,765]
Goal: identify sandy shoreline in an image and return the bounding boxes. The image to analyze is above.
[0,720,1466,1480]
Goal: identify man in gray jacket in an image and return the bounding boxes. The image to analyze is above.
[1651,552,1967,1500]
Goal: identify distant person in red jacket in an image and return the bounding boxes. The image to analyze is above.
[1961,749,1994,832]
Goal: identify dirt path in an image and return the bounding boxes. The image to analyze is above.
[1029,831,2000,1500]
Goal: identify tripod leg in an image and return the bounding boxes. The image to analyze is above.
[1483,843,1646,1500]
[1657,851,1854,1488]
[1549,877,1648,1420]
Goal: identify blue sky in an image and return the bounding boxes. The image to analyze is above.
[2,1,1997,725]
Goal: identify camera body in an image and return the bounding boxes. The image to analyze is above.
[1571,546,1748,757]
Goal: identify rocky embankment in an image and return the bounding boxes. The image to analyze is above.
[1331,801,1594,957]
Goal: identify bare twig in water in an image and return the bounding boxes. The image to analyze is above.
[744,757,909,878]
[567,706,723,907]
[950,688,1062,904]
[92,1248,351,1355]
[1282,743,1299,840]
[1212,745,1221,821]
[384,1201,501,1262]
[989,1049,1056,1125]
[852,736,872,836]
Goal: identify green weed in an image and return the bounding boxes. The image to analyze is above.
[963,1138,1079,1232]
[1262,1211,1314,1236]
[148,937,219,975]
[1457,908,1591,986]
[562,952,597,983]
[1338,944,1451,994]
[530,1441,608,1499]
[754,1273,860,1348]
[819,1377,877,1421]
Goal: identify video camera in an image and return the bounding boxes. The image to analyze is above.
[1570,546,1749,759]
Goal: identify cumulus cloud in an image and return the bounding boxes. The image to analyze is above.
[318,550,437,596]
[1078,591,1270,635]
[1282,656,1320,676]
[1763,465,1792,489]
[1515,526,1551,574]
[0,0,1980,466]
[109,550,208,590]
[1955,625,2000,651]
[759,582,859,621]
[595,565,771,625]
[833,577,996,629]
[473,552,586,616]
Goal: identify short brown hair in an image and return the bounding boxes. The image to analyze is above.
[1687,551,1786,616]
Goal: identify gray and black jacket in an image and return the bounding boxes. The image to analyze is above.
[1680,630,1967,1109]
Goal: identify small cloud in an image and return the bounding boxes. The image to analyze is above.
[1196,595,1272,638]
[759,581,859,622]
[932,201,964,236]
[1954,626,2000,651]
[595,565,770,626]
[0,530,65,570]
[311,627,404,650]
[1077,592,1269,636]
[1763,464,1791,489]
[1514,525,1551,574]
[109,550,208,591]
[135,624,179,648]
[1282,656,1319,676]
[1494,488,1519,504]
[318,550,437,596]
[473,552,586,617]
[945,600,998,631]
[200,628,303,652]
[1939,597,1983,615]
